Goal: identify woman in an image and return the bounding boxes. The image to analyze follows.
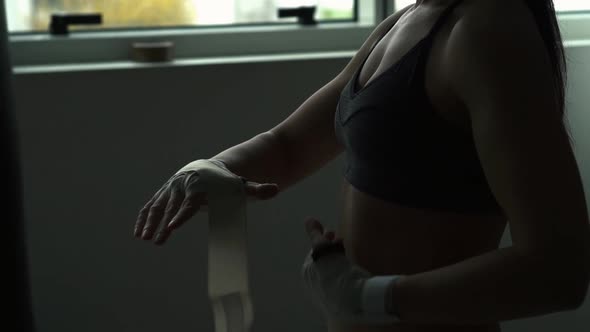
[134,0,590,331]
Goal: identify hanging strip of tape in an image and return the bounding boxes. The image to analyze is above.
[182,159,254,332]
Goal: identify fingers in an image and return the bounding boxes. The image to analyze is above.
[135,184,168,238]
[141,188,171,240]
[256,183,279,199]
[137,173,205,244]
[305,218,325,248]
[136,170,278,246]
[153,184,185,245]
[304,218,342,247]
[243,182,279,200]
[139,175,182,241]
[243,182,257,196]
[325,231,335,241]
[167,190,202,230]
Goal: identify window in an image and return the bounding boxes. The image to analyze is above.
[554,0,590,12]
[7,0,355,33]
[393,0,413,10]
[8,1,589,70]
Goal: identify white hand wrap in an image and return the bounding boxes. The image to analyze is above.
[360,275,402,324]
[175,159,402,329]
[303,243,403,324]
[176,159,253,332]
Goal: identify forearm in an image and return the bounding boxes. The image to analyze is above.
[210,131,294,192]
[387,246,588,325]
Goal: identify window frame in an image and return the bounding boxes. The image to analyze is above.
[9,0,378,67]
[558,11,590,42]
[8,1,590,70]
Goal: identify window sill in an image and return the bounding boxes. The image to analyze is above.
[9,21,375,68]
[9,10,590,71]
[559,12,590,41]
[12,50,357,75]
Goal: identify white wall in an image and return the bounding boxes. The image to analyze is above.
[12,44,590,332]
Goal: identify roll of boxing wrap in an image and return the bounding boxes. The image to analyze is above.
[176,159,253,332]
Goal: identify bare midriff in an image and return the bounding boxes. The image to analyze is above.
[325,179,507,332]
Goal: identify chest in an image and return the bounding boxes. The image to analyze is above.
[355,9,471,135]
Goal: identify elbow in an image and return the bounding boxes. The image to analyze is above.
[559,256,590,310]
[533,248,590,310]
[566,278,589,310]
[539,234,590,309]
[571,239,590,308]
[567,263,590,309]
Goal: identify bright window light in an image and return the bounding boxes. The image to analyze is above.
[5,0,356,33]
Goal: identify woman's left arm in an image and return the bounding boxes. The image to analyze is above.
[390,5,590,325]
[390,244,588,324]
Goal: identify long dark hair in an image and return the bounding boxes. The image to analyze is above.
[524,0,574,145]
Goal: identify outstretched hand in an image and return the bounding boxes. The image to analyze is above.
[134,159,279,246]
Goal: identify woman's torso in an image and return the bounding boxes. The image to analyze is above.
[332,1,508,331]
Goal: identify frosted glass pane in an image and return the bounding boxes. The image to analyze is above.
[6,0,355,32]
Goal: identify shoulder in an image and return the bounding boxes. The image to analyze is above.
[441,0,554,109]
[445,0,542,56]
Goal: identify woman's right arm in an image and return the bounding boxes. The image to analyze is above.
[134,6,415,245]
[212,5,414,192]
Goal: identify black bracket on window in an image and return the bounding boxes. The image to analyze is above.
[278,6,317,26]
[50,13,103,35]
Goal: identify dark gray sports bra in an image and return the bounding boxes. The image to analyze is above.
[334,0,505,217]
